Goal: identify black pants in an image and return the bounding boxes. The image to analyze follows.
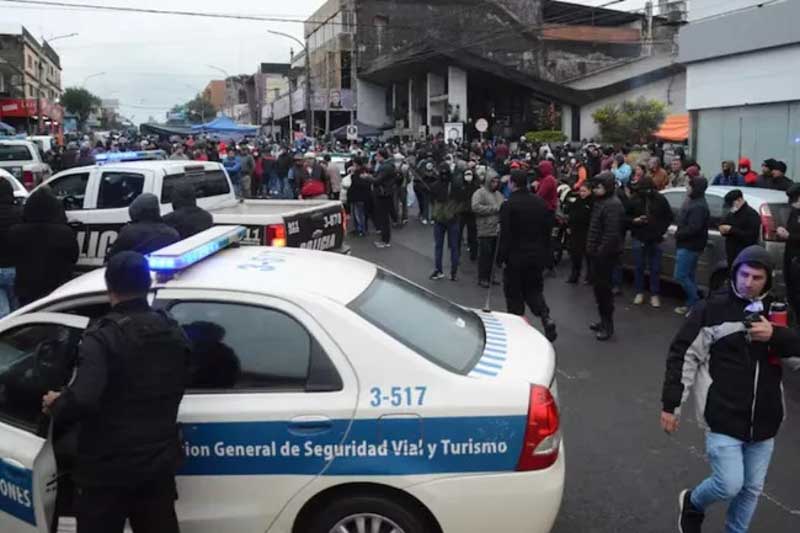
[460,212,478,261]
[569,248,586,277]
[503,262,550,318]
[76,475,178,533]
[592,255,618,321]
[373,195,393,244]
[478,237,497,282]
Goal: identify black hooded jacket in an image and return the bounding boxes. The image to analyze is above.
[8,187,78,304]
[721,201,761,267]
[108,194,180,259]
[662,246,800,442]
[627,178,673,243]
[675,176,710,252]
[162,184,213,239]
[586,173,626,258]
[0,179,22,268]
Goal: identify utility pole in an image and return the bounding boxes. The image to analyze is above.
[268,31,313,138]
[38,33,77,134]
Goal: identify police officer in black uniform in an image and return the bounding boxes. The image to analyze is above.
[43,251,190,533]
[497,170,558,342]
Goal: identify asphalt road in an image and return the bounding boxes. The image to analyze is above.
[348,217,800,533]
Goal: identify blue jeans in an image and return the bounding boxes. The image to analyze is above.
[352,202,366,234]
[434,221,461,274]
[675,248,701,306]
[691,432,775,533]
[632,239,662,294]
[0,267,16,318]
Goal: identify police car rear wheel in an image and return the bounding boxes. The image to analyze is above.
[310,495,428,533]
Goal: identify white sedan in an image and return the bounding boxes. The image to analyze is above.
[0,227,564,533]
[0,167,29,204]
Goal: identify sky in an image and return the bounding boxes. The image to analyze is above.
[0,0,649,124]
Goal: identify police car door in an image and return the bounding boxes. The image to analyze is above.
[154,289,357,533]
[74,168,154,269]
[0,313,89,533]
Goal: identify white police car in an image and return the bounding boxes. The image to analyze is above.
[0,227,564,533]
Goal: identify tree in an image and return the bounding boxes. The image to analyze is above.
[591,97,667,145]
[61,87,101,129]
[185,95,216,124]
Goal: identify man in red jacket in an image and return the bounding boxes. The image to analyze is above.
[535,160,558,212]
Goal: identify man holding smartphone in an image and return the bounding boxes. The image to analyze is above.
[660,245,800,533]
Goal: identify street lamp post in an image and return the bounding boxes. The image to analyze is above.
[268,30,313,138]
[82,72,106,87]
[37,33,78,134]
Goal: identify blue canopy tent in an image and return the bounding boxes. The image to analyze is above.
[191,116,258,138]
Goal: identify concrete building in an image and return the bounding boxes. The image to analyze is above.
[0,26,64,133]
[223,74,254,123]
[681,0,800,178]
[353,0,680,139]
[255,63,290,126]
[202,80,226,111]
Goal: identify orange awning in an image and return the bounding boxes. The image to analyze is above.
[654,114,689,142]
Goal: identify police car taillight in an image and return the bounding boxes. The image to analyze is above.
[516,384,560,471]
[22,170,34,189]
[265,223,286,247]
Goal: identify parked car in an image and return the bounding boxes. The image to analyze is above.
[0,140,52,190]
[622,186,790,297]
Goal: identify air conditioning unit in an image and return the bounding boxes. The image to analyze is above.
[663,0,688,23]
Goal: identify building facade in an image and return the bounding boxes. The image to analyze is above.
[202,80,226,111]
[0,26,64,133]
[681,0,800,179]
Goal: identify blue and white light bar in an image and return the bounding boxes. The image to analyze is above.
[95,150,167,165]
[147,225,246,272]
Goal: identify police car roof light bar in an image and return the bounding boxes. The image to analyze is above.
[147,226,246,273]
[95,150,167,165]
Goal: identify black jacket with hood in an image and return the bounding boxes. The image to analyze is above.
[108,193,180,259]
[162,184,214,239]
[662,246,800,442]
[721,201,761,267]
[675,176,710,252]
[586,172,626,258]
[0,178,22,268]
[627,177,673,243]
[8,187,78,304]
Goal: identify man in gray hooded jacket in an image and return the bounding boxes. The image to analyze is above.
[107,193,180,260]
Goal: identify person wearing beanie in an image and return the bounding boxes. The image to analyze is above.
[107,193,180,260]
[662,245,800,533]
[586,171,626,340]
[162,184,213,239]
[766,160,792,191]
[776,183,800,317]
[673,176,710,315]
[720,189,761,269]
[43,251,190,533]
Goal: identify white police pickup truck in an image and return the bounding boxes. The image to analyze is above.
[0,140,52,190]
[0,227,564,533]
[35,157,347,269]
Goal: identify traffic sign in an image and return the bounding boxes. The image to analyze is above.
[475,118,489,133]
[346,124,358,141]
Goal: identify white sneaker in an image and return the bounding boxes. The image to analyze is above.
[674,306,689,316]
[650,295,661,308]
[633,293,645,305]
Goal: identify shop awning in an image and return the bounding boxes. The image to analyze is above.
[654,114,689,142]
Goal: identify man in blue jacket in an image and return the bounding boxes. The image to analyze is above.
[711,160,743,186]
[222,148,242,197]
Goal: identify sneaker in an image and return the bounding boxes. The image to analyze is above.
[651,295,661,308]
[450,272,458,282]
[678,489,704,533]
[421,219,429,225]
[542,318,558,342]
[478,280,490,288]
[429,271,445,280]
[633,293,645,305]
[374,241,391,249]
[674,306,689,316]
[612,286,622,297]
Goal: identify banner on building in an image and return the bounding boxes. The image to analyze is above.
[444,122,464,142]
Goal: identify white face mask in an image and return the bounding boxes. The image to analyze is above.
[449,163,456,173]
[464,172,474,183]
[793,200,800,209]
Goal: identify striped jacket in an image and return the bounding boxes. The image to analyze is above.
[661,289,800,442]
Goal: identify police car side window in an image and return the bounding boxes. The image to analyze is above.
[49,172,89,211]
[97,172,145,209]
[169,302,313,392]
[161,170,231,204]
[0,324,80,431]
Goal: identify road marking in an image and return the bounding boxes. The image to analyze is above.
[556,368,575,380]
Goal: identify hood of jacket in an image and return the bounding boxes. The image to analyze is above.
[537,160,554,179]
[689,176,708,199]
[0,178,15,206]
[739,157,752,169]
[171,184,197,209]
[128,193,161,223]
[731,244,774,295]
[23,187,66,224]
[591,171,616,199]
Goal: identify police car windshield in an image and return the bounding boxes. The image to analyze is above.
[349,270,485,374]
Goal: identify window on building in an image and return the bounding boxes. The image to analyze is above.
[238,88,247,104]
[341,51,352,90]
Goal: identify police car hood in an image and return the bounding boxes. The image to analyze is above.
[469,311,556,386]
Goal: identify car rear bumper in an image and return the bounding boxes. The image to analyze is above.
[406,443,565,533]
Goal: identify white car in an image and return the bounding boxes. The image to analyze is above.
[0,140,52,190]
[0,227,564,533]
[0,168,30,203]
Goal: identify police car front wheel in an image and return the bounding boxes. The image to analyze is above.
[309,495,431,533]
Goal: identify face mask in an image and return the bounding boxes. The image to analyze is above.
[449,163,456,173]
[464,172,474,183]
